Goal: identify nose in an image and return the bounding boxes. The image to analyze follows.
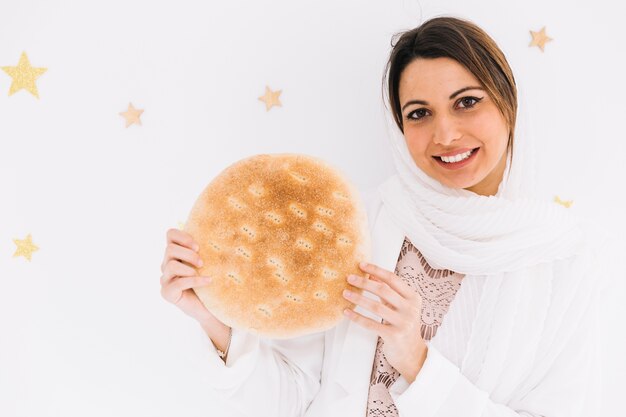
[432,114,462,146]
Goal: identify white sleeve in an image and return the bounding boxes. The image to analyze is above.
[387,288,603,417]
[191,325,325,417]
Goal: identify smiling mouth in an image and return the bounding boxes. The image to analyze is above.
[431,147,480,171]
[433,147,480,163]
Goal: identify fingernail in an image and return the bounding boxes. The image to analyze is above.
[198,259,204,267]
[194,244,200,252]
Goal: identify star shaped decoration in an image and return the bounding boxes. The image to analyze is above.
[119,102,144,127]
[258,85,282,111]
[554,195,573,208]
[529,27,553,52]
[13,233,40,261]
[1,51,47,98]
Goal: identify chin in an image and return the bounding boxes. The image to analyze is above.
[435,175,479,190]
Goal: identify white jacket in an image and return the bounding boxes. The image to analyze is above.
[189,188,606,417]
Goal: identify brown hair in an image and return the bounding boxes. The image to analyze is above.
[382,16,517,167]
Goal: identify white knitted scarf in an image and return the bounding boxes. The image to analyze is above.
[378,89,586,275]
[376,88,600,399]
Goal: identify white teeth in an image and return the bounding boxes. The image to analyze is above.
[440,149,474,163]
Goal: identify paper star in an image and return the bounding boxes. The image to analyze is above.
[258,85,282,111]
[554,195,573,208]
[529,27,553,52]
[119,102,144,127]
[1,51,47,98]
[13,233,39,261]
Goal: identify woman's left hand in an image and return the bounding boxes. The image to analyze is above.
[343,261,428,383]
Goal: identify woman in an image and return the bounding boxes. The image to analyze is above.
[160,16,607,417]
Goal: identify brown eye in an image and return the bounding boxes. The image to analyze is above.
[458,96,483,109]
[407,108,428,121]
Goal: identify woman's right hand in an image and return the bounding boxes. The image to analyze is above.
[160,228,219,324]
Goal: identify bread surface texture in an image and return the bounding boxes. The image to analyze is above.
[184,153,371,339]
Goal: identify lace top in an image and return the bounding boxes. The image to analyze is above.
[366,236,465,417]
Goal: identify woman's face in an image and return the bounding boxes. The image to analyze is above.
[398,57,509,196]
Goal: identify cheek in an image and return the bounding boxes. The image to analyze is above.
[472,112,508,154]
[404,130,429,161]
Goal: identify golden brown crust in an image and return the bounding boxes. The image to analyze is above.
[184,153,371,339]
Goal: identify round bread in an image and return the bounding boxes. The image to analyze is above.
[183,153,371,339]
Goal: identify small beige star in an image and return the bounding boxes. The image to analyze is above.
[529,27,553,52]
[1,51,47,98]
[554,195,573,208]
[13,233,39,261]
[119,102,144,127]
[258,85,282,111]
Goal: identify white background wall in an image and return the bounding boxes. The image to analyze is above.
[1,0,624,415]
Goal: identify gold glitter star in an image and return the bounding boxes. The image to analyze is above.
[554,195,573,208]
[13,233,40,261]
[119,102,144,127]
[1,51,47,98]
[529,27,553,52]
[258,85,282,111]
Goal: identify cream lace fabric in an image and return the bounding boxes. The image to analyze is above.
[366,236,465,417]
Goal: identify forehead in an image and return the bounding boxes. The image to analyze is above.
[399,57,480,99]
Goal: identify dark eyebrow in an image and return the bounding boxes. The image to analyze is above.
[401,86,485,113]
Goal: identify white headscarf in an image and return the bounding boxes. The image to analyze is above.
[376,83,607,401]
[377,87,588,275]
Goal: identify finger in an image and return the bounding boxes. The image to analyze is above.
[161,276,212,304]
[166,228,200,251]
[170,275,212,294]
[347,273,406,311]
[358,262,415,300]
[343,289,403,326]
[160,259,199,286]
[343,306,390,337]
[163,243,203,272]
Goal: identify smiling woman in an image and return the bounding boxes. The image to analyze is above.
[369,15,605,417]
[163,15,607,417]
